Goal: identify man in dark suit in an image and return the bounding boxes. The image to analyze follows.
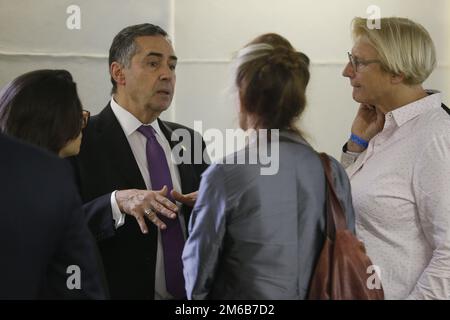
[0,133,106,299]
[71,23,208,299]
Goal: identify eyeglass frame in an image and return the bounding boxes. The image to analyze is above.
[347,52,382,72]
[81,110,90,130]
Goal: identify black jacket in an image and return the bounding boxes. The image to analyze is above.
[0,133,106,299]
[71,104,208,299]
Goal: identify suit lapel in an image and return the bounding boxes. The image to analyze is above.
[94,111,196,230]
[97,104,146,190]
[158,119,197,229]
[158,119,197,194]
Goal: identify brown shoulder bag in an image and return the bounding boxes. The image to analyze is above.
[307,153,384,300]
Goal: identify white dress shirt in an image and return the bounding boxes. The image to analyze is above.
[109,98,186,300]
[342,92,450,299]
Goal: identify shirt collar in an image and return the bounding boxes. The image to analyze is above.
[391,90,442,127]
[110,97,163,138]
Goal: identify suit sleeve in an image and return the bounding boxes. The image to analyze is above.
[83,194,115,241]
[66,157,115,241]
[182,165,227,300]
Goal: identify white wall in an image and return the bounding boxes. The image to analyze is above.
[0,0,171,115]
[174,0,450,158]
[1,0,449,158]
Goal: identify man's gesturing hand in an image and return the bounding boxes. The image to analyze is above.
[115,186,178,233]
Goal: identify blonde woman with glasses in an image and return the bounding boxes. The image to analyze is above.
[341,17,450,299]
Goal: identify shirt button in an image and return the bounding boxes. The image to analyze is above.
[387,113,393,118]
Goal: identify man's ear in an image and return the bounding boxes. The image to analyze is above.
[110,62,126,87]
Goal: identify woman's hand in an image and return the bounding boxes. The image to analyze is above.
[347,104,385,152]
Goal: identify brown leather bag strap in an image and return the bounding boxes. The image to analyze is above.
[319,153,347,238]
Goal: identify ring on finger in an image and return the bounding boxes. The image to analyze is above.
[144,208,155,217]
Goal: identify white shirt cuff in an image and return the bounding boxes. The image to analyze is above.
[110,190,125,229]
[341,151,361,169]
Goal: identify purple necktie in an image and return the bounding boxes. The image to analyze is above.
[137,125,186,299]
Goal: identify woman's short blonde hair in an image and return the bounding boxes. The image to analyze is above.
[352,17,436,85]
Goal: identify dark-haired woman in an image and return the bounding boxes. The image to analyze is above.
[182,34,356,300]
[0,69,109,298]
[0,69,89,158]
[0,70,115,243]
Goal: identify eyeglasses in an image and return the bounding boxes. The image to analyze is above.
[81,110,90,129]
[347,52,381,72]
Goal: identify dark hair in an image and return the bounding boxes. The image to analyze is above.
[236,36,310,133]
[0,69,83,154]
[109,23,168,94]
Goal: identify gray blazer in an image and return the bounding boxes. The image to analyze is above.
[182,131,355,300]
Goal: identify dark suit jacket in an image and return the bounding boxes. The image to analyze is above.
[81,193,115,241]
[0,133,106,299]
[71,103,208,299]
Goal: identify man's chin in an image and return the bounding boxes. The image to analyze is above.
[148,102,172,113]
[159,103,171,110]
